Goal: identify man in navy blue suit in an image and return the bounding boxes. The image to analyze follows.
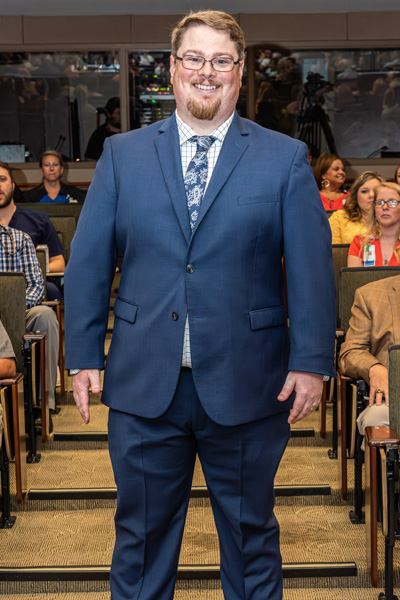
[65,10,336,600]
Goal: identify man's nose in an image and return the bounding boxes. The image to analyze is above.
[199,60,214,76]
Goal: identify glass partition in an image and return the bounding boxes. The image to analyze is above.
[0,51,120,162]
[254,48,400,158]
[128,50,175,129]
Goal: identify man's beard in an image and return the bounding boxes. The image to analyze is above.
[0,189,13,209]
[187,97,222,121]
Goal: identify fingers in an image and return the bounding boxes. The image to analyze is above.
[278,373,296,402]
[369,387,387,407]
[72,369,101,425]
[278,371,324,425]
[88,370,101,394]
[288,395,320,425]
[368,365,388,407]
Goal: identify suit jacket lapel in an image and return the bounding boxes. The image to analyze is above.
[190,114,249,238]
[389,279,400,344]
[155,116,191,245]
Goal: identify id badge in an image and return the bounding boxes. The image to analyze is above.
[363,244,375,267]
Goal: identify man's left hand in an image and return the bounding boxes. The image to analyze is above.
[278,371,324,424]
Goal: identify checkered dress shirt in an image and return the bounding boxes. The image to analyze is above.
[0,224,44,308]
[175,111,234,368]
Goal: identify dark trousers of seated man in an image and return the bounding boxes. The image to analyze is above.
[26,305,59,411]
[108,369,290,600]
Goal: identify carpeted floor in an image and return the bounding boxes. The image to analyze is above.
[0,590,394,600]
[2,277,399,599]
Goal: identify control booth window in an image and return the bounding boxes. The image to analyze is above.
[0,51,120,162]
[128,51,175,130]
[254,47,400,159]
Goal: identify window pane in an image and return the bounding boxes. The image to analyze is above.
[255,48,400,158]
[0,51,120,162]
[128,51,175,129]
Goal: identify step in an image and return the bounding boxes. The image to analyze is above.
[0,504,384,587]
[16,446,340,505]
[0,587,396,600]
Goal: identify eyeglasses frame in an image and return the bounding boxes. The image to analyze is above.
[374,199,400,208]
[174,54,242,73]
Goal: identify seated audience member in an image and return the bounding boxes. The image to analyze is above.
[23,150,85,204]
[0,223,59,412]
[329,171,383,243]
[338,275,400,436]
[0,161,65,300]
[313,153,349,211]
[395,164,400,185]
[348,181,400,267]
[84,97,121,161]
[0,319,16,379]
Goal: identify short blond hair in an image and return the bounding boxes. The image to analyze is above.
[171,10,245,60]
[40,150,63,168]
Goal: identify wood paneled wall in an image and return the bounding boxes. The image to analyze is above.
[0,12,399,46]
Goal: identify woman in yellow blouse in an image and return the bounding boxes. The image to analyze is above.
[329,171,383,244]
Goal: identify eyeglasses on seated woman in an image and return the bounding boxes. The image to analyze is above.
[348,181,400,267]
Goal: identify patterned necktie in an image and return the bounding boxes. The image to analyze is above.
[184,135,216,231]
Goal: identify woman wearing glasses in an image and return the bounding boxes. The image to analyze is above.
[348,181,400,266]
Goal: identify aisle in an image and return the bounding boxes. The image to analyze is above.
[1,275,399,598]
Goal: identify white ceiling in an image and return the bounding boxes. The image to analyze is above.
[0,0,398,16]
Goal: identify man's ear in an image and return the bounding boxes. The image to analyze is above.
[170,54,176,84]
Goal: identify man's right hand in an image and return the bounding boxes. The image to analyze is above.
[368,364,388,407]
[72,369,101,424]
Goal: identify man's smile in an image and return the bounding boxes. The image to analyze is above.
[193,83,219,91]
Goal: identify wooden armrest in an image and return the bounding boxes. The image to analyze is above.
[337,369,355,383]
[41,300,63,308]
[365,426,400,447]
[46,272,65,277]
[23,331,47,342]
[0,373,24,387]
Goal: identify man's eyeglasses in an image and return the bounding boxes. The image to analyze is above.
[375,199,400,208]
[175,54,241,72]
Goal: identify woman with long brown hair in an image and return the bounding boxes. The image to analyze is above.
[329,171,383,243]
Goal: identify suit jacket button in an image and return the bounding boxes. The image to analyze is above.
[171,312,179,321]
[186,264,194,274]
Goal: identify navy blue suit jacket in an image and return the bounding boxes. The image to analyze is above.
[65,113,336,426]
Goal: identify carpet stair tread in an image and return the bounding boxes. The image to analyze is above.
[14,446,345,497]
[0,504,394,579]
[52,402,109,433]
[1,590,398,600]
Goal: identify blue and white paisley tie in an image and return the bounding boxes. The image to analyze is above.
[184,135,216,231]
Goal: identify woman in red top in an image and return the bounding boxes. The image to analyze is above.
[348,181,400,267]
[313,153,349,211]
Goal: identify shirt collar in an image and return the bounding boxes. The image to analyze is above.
[175,110,234,145]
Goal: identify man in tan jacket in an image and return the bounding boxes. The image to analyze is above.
[339,274,400,433]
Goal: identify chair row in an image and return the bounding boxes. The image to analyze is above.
[323,263,400,594]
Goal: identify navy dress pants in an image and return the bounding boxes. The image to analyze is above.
[108,369,290,600]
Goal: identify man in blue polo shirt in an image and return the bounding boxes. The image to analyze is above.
[0,162,65,300]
